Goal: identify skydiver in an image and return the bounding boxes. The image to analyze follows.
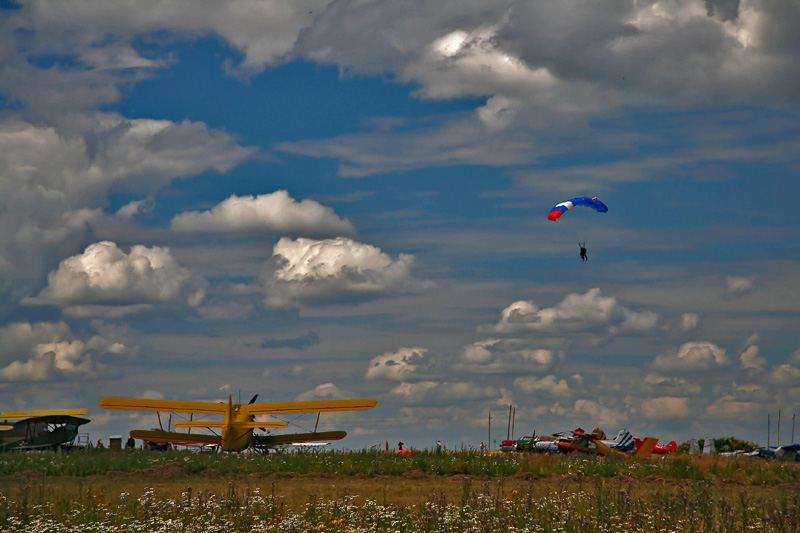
[579,242,587,262]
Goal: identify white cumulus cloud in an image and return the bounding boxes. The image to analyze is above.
[296,382,349,401]
[30,241,206,312]
[263,236,423,307]
[651,341,731,372]
[389,381,500,406]
[366,347,429,381]
[573,399,627,428]
[639,396,691,419]
[486,288,662,336]
[514,375,570,397]
[0,321,130,382]
[726,275,757,296]
[171,191,355,237]
[0,115,253,305]
[680,313,701,332]
[765,363,800,386]
[739,345,767,371]
[456,338,562,374]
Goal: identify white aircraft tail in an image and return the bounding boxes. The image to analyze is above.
[703,437,716,454]
[608,429,635,452]
[689,437,700,454]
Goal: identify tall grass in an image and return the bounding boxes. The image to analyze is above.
[2,450,800,531]
[1,448,799,483]
[1,479,799,532]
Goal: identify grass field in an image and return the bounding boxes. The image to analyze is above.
[1,449,799,531]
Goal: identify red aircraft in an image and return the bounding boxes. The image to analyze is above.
[634,436,677,455]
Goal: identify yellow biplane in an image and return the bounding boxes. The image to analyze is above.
[99,395,376,452]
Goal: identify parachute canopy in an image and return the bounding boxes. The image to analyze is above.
[547,197,608,221]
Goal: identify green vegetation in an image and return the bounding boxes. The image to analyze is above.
[1,449,799,532]
[1,448,798,483]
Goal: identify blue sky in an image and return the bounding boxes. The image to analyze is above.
[1,0,799,450]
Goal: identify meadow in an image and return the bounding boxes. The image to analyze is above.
[1,449,799,531]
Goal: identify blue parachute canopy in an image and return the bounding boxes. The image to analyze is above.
[548,197,608,221]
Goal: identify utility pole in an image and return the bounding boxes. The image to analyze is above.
[507,405,512,440]
[767,413,770,449]
[512,407,516,440]
[777,409,781,446]
[488,410,492,451]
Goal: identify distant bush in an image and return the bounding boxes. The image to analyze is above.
[677,437,761,454]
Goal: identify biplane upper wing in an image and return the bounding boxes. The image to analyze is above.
[100,397,229,415]
[252,431,347,447]
[130,429,222,446]
[173,420,287,429]
[244,399,377,416]
[0,415,89,432]
[0,409,89,420]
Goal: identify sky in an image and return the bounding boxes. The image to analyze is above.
[1,0,799,451]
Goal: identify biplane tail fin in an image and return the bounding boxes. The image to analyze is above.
[634,437,658,458]
[609,429,635,452]
[689,437,700,454]
[703,437,716,455]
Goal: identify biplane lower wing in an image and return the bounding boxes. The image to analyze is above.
[100,397,229,415]
[252,431,347,447]
[130,429,222,446]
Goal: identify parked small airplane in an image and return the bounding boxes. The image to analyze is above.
[533,435,567,452]
[0,409,90,452]
[558,429,658,457]
[517,428,601,453]
[99,395,376,452]
[634,436,677,455]
[757,443,800,461]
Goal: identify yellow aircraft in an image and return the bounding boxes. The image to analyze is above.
[557,428,659,458]
[99,395,376,452]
